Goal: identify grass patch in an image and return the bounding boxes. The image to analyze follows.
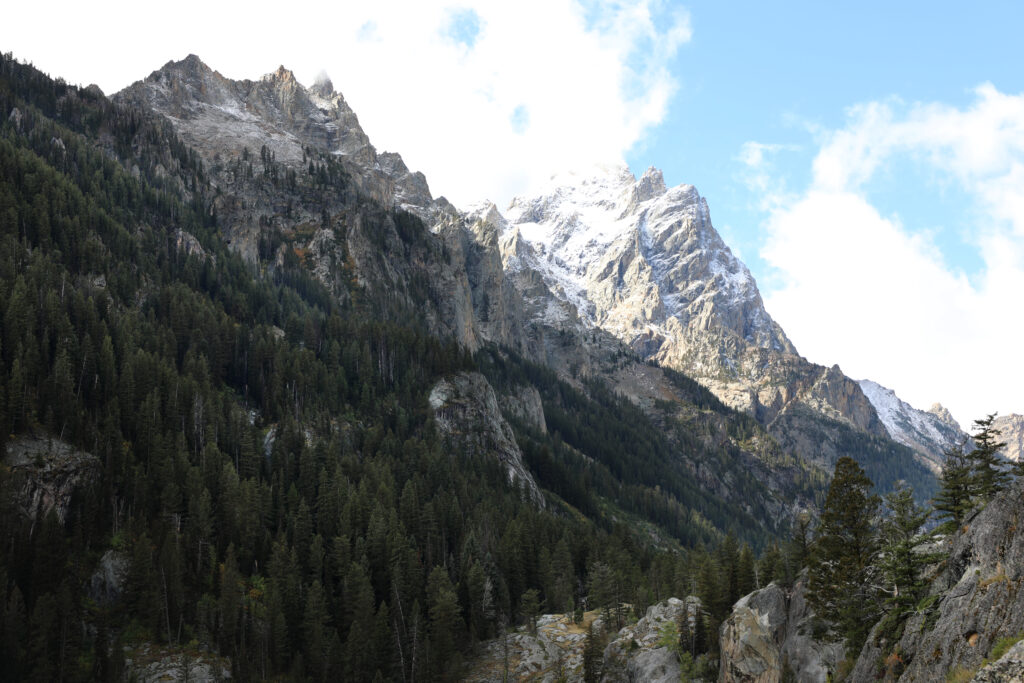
[946,667,975,683]
[990,632,1024,661]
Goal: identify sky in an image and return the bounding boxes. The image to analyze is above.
[5,1,1024,428]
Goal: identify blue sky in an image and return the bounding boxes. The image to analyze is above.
[4,0,1024,425]
[630,1,1023,281]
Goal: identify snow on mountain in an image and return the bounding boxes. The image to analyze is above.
[501,164,794,356]
[858,379,967,472]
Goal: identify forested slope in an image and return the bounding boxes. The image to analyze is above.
[0,53,817,681]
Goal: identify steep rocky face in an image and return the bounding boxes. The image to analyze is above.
[719,574,844,683]
[970,639,1024,682]
[118,55,372,174]
[5,435,100,526]
[858,379,968,472]
[429,371,544,506]
[117,56,528,355]
[601,597,698,682]
[993,413,1024,463]
[462,598,699,683]
[850,479,1024,682]
[502,165,794,362]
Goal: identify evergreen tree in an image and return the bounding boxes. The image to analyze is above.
[807,457,880,654]
[582,620,605,683]
[876,484,935,628]
[426,566,462,679]
[519,588,540,635]
[967,414,1009,503]
[737,544,756,598]
[933,444,973,531]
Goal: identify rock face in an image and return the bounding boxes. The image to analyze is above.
[4,435,100,524]
[463,598,699,683]
[858,379,968,472]
[719,575,844,683]
[87,549,129,606]
[118,54,373,173]
[429,372,544,506]
[601,597,696,682]
[993,413,1024,463]
[971,639,1024,682]
[463,612,588,682]
[123,643,232,682]
[850,479,1024,682]
[117,56,529,356]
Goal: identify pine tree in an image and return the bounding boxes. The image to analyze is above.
[933,443,973,531]
[876,484,935,626]
[807,457,880,653]
[519,588,540,635]
[967,414,1009,503]
[582,620,605,683]
[426,566,462,679]
[737,544,756,598]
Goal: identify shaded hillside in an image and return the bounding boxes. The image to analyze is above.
[0,52,836,681]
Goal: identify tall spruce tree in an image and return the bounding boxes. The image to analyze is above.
[967,413,1009,503]
[934,443,973,531]
[876,484,935,627]
[807,457,880,654]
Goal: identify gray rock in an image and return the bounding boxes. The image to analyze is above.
[971,639,1024,682]
[4,435,100,525]
[88,550,128,606]
[719,575,843,683]
[429,372,544,507]
[602,597,694,682]
[123,643,231,682]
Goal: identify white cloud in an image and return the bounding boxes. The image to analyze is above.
[1,0,688,208]
[752,86,1024,427]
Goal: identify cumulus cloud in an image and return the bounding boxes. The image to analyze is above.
[2,0,689,208]
[751,86,1024,426]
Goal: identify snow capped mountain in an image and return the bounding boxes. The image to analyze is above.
[500,164,794,359]
[493,165,893,440]
[858,380,967,473]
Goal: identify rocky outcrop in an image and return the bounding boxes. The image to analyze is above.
[87,549,129,606]
[463,612,587,682]
[601,597,697,682]
[719,575,844,683]
[499,383,548,434]
[4,435,100,525]
[429,372,543,506]
[464,598,700,683]
[850,479,1024,681]
[123,643,231,682]
[971,639,1024,682]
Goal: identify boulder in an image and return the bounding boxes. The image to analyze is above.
[719,574,844,683]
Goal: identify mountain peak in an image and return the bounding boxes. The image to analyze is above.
[928,402,958,427]
[264,65,297,84]
[311,71,334,98]
[635,166,667,202]
[153,53,213,81]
